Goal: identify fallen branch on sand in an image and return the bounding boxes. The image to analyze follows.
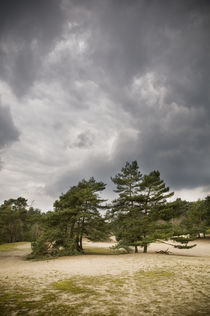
[156,248,172,255]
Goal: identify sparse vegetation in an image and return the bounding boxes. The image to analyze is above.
[0,253,210,315]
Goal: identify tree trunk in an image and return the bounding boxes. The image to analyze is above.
[75,236,79,250]
[69,221,76,239]
[79,217,85,251]
[143,245,147,253]
[79,235,83,250]
[75,220,81,251]
[134,245,138,253]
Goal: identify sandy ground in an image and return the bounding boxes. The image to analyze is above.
[0,239,210,315]
[0,239,210,279]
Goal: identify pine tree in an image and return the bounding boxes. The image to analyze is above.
[136,170,174,252]
[110,164,176,253]
[110,161,143,252]
[30,177,107,258]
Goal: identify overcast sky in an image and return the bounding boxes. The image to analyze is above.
[0,0,210,210]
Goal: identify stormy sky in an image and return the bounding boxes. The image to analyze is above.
[0,0,210,210]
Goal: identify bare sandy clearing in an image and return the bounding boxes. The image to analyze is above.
[0,239,209,282]
[0,240,210,315]
[84,237,210,257]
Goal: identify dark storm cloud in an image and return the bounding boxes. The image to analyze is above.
[71,0,209,85]
[53,0,210,192]
[0,104,19,148]
[0,0,64,96]
[134,105,210,189]
[1,0,210,208]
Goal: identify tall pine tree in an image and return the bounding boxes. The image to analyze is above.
[110,163,177,253]
[110,161,143,252]
[135,170,174,252]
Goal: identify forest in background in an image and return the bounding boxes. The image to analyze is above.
[0,161,210,258]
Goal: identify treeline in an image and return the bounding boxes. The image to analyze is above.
[0,197,42,243]
[0,161,210,258]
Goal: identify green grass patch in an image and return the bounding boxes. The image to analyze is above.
[0,286,81,316]
[133,269,175,288]
[0,242,29,251]
[83,246,125,255]
[136,270,175,278]
[53,279,97,295]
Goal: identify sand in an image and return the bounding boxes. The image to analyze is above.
[0,238,209,280]
[0,239,210,315]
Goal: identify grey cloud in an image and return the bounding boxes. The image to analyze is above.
[1,0,210,209]
[0,104,20,148]
[72,131,94,148]
[91,1,210,190]
[47,0,210,194]
[113,88,210,190]
[46,154,117,198]
[0,0,64,96]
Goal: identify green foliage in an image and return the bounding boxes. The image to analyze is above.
[171,235,196,244]
[165,198,191,220]
[111,160,142,213]
[204,195,210,226]
[0,197,43,244]
[182,200,209,238]
[110,241,133,253]
[109,161,197,253]
[29,236,50,258]
[1,164,209,258]
[29,177,108,258]
[28,222,80,259]
[84,246,123,255]
[110,162,175,252]
[173,244,196,249]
